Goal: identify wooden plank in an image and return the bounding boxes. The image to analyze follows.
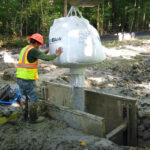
[106,121,127,140]
[46,82,73,107]
[0,112,20,125]
[46,103,106,137]
[85,89,138,146]
[128,102,138,146]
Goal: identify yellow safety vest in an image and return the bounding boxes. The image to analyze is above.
[16,45,39,80]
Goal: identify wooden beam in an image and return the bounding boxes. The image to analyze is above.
[106,121,127,140]
[46,103,106,137]
[0,112,20,125]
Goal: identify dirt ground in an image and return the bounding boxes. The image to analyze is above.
[0,104,129,150]
[0,37,150,150]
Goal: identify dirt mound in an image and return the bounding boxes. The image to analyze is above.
[83,56,150,101]
[123,57,150,83]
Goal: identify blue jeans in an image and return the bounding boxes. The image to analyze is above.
[17,78,38,103]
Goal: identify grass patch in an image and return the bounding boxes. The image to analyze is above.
[102,40,119,47]
[112,58,141,67]
[102,40,130,48]
[102,37,150,48]
[0,35,28,49]
[135,36,150,40]
[0,34,49,49]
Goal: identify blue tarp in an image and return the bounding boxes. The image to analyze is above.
[0,87,20,105]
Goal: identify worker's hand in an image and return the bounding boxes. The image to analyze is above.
[56,47,63,56]
[44,49,49,54]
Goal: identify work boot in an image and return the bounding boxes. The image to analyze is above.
[28,102,46,123]
[34,116,46,123]
[28,102,38,123]
[18,99,28,121]
[18,96,29,121]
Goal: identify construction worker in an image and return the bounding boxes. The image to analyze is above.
[16,33,62,122]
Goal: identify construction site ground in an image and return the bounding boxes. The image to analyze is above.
[0,37,150,150]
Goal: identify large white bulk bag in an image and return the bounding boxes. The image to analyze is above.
[49,6,106,68]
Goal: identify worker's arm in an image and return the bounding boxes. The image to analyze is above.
[28,48,62,62]
[34,50,57,61]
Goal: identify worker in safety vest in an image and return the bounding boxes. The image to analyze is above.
[16,33,62,122]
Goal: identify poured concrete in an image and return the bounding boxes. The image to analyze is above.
[45,82,72,106]
[70,68,85,111]
[72,87,85,111]
[47,103,105,137]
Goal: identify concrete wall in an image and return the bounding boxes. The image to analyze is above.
[45,82,73,107]
[42,82,138,146]
[46,103,105,137]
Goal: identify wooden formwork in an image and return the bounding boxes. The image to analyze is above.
[40,82,138,146]
[85,90,138,146]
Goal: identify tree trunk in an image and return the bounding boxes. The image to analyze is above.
[41,0,44,33]
[121,0,125,32]
[132,0,139,31]
[142,4,146,30]
[111,0,116,32]
[63,0,67,17]
[97,5,100,33]
[100,0,104,35]
[26,16,28,35]
[13,15,17,35]
[20,0,24,37]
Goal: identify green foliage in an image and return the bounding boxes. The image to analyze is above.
[0,35,28,48]
[102,40,119,47]
[0,0,150,44]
